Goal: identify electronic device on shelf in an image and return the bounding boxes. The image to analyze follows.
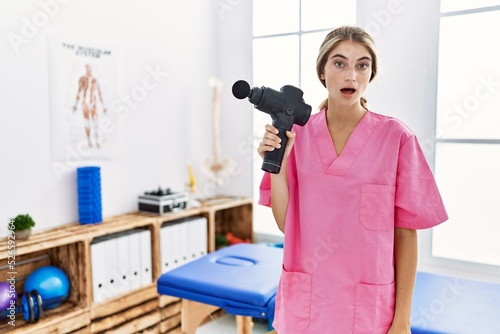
[138,187,189,215]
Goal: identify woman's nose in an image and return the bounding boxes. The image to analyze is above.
[345,67,356,82]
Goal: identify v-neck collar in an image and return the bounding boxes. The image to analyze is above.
[312,109,378,176]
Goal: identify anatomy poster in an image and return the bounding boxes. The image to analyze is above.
[48,34,121,162]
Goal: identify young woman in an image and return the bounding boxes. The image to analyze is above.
[258,26,448,333]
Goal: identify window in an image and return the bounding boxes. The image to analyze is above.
[432,2,500,267]
[252,0,356,236]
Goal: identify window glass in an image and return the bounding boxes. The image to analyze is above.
[253,0,299,36]
[441,0,500,13]
[301,0,356,31]
[436,10,500,139]
[253,36,300,89]
[432,143,500,266]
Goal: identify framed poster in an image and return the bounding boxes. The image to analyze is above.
[48,34,122,164]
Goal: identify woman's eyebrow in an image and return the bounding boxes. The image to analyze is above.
[358,56,372,62]
[331,54,348,60]
[330,54,372,62]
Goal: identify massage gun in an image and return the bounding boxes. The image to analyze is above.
[232,80,311,174]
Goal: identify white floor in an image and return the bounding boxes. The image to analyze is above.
[196,314,270,334]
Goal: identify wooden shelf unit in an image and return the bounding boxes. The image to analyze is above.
[0,197,253,333]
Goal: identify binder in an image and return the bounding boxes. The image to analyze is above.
[116,232,131,294]
[186,219,198,262]
[127,229,142,290]
[194,217,208,259]
[91,239,107,303]
[168,223,182,271]
[160,223,174,273]
[91,235,116,303]
[187,217,208,261]
[103,235,121,299]
[178,221,190,266]
[139,229,152,286]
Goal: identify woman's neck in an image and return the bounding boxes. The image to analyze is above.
[326,100,367,128]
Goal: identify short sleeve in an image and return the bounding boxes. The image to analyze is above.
[258,172,272,207]
[395,135,448,229]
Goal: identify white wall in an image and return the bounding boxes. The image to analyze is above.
[0,0,253,235]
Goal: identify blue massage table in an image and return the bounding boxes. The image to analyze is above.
[157,243,282,334]
[411,272,500,334]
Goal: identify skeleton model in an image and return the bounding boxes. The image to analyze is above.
[200,76,237,195]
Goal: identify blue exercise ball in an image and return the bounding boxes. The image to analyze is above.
[24,266,70,309]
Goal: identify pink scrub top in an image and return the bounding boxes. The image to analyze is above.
[259,110,448,334]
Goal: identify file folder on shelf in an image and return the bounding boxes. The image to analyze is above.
[116,232,131,295]
[139,229,153,286]
[127,229,142,291]
[188,217,208,261]
[91,235,117,303]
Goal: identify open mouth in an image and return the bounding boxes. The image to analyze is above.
[340,88,356,95]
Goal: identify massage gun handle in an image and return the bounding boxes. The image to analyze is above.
[262,127,289,174]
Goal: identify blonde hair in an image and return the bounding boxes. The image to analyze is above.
[316,26,378,111]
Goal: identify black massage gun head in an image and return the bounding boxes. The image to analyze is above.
[232,80,251,99]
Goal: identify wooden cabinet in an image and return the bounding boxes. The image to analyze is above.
[0,197,252,333]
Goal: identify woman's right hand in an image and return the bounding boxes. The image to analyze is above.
[257,124,296,162]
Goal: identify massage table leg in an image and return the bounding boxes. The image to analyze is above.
[181,299,219,334]
[181,299,255,334]
[235,315,253,334]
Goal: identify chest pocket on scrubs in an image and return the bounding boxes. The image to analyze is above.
[359,184,395,231]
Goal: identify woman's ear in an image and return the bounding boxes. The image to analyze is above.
[320,72,325,80]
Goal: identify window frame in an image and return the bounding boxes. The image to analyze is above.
[428,3,500,282]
